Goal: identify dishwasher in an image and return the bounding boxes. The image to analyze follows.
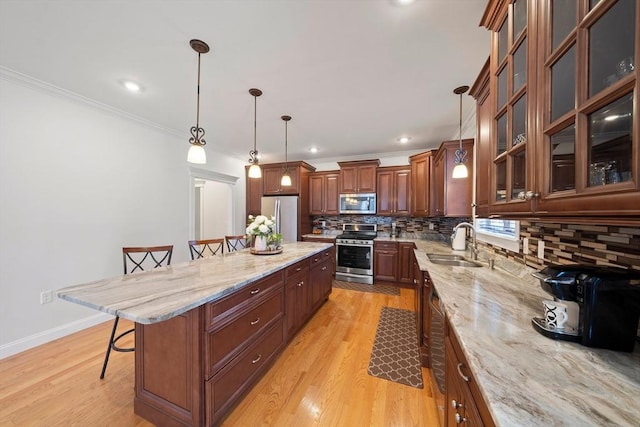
[429,286,446,426]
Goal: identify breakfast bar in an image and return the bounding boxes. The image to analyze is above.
[57,241,334,426]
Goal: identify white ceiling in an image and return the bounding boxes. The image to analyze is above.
[0,0,490,164]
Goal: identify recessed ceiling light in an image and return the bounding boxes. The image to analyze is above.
[309,147,319,154]
[392,0,415,5]
[398,136,411,144]
[122,80,141,93]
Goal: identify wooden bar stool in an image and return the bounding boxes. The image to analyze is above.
[99,245,173,379]
[188,238,225,260]
[225,235,248,252]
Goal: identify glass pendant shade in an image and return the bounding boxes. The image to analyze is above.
[187,144,207,164]
[248,164,262,178]
[452,163,469,179]
[281,174,292,186]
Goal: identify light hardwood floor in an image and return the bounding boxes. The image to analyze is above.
[0,285,439,426]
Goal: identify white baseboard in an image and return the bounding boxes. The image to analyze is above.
[0,312,113,360]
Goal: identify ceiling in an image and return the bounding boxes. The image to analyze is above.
[0,0,490,164]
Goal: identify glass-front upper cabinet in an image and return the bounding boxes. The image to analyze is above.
[481,0,639,218]
[487,0,535,213]
[539,0,638,215]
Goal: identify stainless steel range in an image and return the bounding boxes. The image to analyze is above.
[335,223,377,285]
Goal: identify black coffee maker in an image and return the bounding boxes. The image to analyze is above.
[532,264,640,352]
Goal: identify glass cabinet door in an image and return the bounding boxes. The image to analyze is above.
[490,0,532,211]
[541,0,637,211]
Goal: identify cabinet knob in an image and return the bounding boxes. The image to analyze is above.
[322,266,327,271]
[250,288,261,295]
[251,353,262,364]
[517,190,539,201]
[451,399,462,410]
[455,413,467,424]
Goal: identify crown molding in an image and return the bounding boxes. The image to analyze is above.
[0,66,183,138]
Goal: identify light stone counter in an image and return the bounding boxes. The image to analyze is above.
[411,239,640,427]
[301,233,337,240]
[57,242,332,325]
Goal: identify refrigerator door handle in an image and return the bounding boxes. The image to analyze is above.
[274,198,281,234]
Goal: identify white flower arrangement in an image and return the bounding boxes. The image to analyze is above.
[245,215,276,238]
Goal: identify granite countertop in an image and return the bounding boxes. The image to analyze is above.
[411,240,640,427]
[57,242,332,325]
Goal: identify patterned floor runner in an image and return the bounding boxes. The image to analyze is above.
[367,306,424,388]
[333,280,400,296]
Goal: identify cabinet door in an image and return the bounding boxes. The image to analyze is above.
[263,167,284,195]
[324,173,340,215]
[422,274,431,365]
[410,151,433,217]
[376,170,394,215]
[398,243,414,284]
[486,0,535,215]
[309,174,325,215]
[374,245,398,282]
[432,151,446,216]
[471,59,491,217]
[310,260,331,310]
[394,169,411,216]
[339,166,358,193]
[357,164,377,193]
[535,0,639,216]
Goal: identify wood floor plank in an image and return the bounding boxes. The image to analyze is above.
[0,284,439,426]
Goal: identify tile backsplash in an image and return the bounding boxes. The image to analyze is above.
[312,215,471,240]
[480,221,640,271]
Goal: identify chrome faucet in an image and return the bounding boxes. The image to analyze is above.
[452,222,478,260]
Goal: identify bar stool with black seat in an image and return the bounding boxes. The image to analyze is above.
[225,235,248,252]
[188,238,225,260]
[99,244,173,379]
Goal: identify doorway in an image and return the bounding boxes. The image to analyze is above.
[189,167,239,241]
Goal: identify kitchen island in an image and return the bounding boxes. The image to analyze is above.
[408,239,640,427]
[57,241,334,426]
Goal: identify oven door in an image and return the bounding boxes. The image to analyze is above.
[335,242,373,275]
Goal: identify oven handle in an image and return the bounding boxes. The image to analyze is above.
[336,242,373,247]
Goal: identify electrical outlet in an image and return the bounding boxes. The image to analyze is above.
[522,237,529,254]
[428,223,435,230]
[537,240,545,260]
[40,290,53,304]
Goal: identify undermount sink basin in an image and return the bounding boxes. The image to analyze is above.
[426,253,483,268]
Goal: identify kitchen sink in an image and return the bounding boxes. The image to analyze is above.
[426,253,483,268]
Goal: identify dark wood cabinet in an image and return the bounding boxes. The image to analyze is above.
[432,139,475,217]
[409,150,435,217]
[245,165,263,218]
[377,166,411,216]
[397,242,415,284]
[134,250,333,427]
[445,316,495,427]
[261,161,315,196]
[337,160,380,193]
[470,59,491,218]
[480,0,640,221]
[374,241,398,282]
[309,171,339,215]
[309,247,334,311]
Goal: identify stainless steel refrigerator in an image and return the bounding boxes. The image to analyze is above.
[261,196,299,242]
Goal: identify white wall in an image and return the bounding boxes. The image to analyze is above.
[0,75,247,358]
[202,180,233,238]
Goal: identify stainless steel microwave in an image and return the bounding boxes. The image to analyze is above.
[339,193,376,214]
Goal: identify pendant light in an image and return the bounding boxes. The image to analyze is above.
[451,85,470,179]
[280,115,292,186]
[247,88,263,178]
[187,39,210,164]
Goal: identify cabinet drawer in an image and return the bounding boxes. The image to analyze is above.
[375,241,398,252]
[207,289,283,376]
[206,320,284,425]
[285,259,309,279]
[310,248,333,268]
[205,271,283,328]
